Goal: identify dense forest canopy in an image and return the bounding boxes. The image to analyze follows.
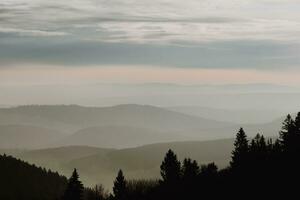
[0,154,67,200]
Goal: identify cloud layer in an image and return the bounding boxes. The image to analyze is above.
[0,0,300,71]
[1,0,300,43]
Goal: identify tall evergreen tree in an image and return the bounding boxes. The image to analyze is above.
[182,158,199,181]
[279,114,296,152]
[200,162,218,176]
[160,149,181,183]
[113,170,127,200]
[294,112,300,133]
[294,112,300,144]
[249,134,268,173]
[289,112,300,172]
[84,185,107,200]
[250,134,267,154]
[230,128,249,170]
[63,168,84,200]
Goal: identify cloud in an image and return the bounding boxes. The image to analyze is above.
[0,27,68,37]
[94,18,300,44]
[1,0,300,43]
[0,38,299,69]
[0,0,299,71]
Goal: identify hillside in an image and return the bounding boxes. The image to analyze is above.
[0,104,237,149]
[0,125,65,149]
[0,154,67,200]
[0,104,290,150]
[12,139,234,188]
[0,104,233,132]
[167,106,286,124]
[59,126,190,148]
[18,146,114,174]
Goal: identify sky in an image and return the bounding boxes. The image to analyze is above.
[1,0,300,86]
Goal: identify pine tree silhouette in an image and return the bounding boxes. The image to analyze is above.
[85,185,107,200]
[113,170,127,200]
[293,112,300,149]
[279,114,296,152]
[250,134,267,155]
[294,112,300,132]
[63,168,84,200]
[230,128,249,170]
[200,162,218,176]
[182,158,199,181]
[160,149,181,184]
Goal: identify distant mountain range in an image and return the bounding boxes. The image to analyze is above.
[6,139,234,189]
[167,106,287,124]
[0,124,65,149]
[2,83,300,110]
[0,104,234,149]
[0,104,291,149]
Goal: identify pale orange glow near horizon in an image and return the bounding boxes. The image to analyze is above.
[1,65,300,86]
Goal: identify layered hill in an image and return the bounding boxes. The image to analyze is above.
[9,139,233,188]
[0,104,291,149]
[0,104,236,149]
[0,125,65,149]
[59,126,190,148]
[0,104,233,132]
[167,106,286,124]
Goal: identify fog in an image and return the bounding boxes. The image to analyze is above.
[1,82,299,111]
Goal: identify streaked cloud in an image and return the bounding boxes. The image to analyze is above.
[0,27,68,36]
[1,0,300,43]
[0,0,299,72]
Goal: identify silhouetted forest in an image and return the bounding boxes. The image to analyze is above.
[1,112,300,199]
[0,154,67,200]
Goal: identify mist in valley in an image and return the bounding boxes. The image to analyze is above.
[1,83,299,188]
[1,0,300,199]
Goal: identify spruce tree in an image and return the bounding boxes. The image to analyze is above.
[113,170,127,200]
[160,149,181,183]
[250,134,267,154]
[294,112,300,144]
[249,134,268,174]
[271,139,282,155]
[290,112,300,173]
[182,158,199,181]
[63,168,84,200]
[200,162,218,176]
[279,114,296,153]
[230,128,249,170]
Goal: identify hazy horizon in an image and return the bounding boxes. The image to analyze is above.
[1,0,300,90]
[1,0,300,148]
[2,1,300,195]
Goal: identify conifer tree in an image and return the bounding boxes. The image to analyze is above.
[290,112,300,169]
[249,134,268,173]
[200,162,218,176]
[230,128,249,170]
[113,170,127,200]
[63,168,84,200]
[160,149,181,183]
[279,114,296,152]
[295,112,300,130]
[271,139,282,155]
[182,158,199,181]
[294,112,300,143]
[250,134,267,154]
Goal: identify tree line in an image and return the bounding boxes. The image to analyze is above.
[63,112,300,199]
[0,154,67,200]
[1,112,300,199]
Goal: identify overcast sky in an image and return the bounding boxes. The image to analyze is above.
[1,0,300,86]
